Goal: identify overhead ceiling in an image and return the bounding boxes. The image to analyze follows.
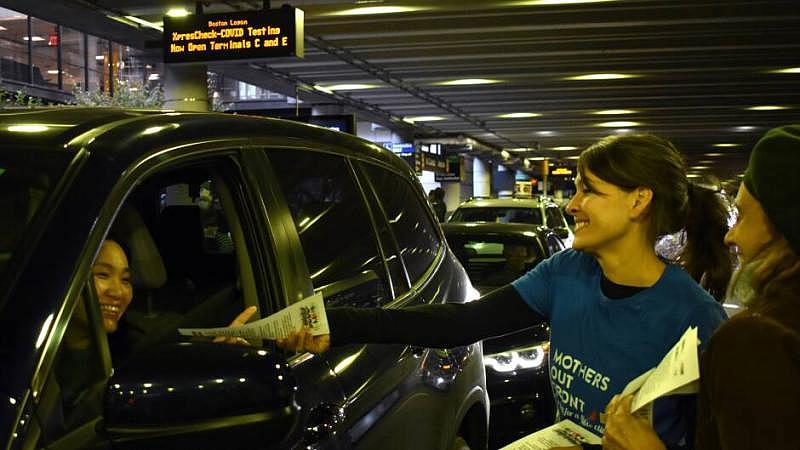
[6,0,800,181]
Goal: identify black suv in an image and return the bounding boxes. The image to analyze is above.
[0,109,489,450]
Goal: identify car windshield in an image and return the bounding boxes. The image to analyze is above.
[448,236,544,293]
[0,150,70,281]
[450,207,543,225]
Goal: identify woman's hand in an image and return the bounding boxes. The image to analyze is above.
[213,305,257,346]
[602,395,666,450]
[277,328,330,354]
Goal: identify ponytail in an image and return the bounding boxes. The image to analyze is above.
[678,183,733,302]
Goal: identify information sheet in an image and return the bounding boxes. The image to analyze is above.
[178,293,328,340]
[500,419,601,449]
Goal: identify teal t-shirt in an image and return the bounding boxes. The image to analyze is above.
[512,249,726,446]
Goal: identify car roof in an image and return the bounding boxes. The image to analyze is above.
[441,222,551,240]
[455,197,553,209]
[0,107,410,174]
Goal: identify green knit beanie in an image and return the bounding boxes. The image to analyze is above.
[743,125,800,254]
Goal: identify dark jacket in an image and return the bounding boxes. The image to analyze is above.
[696,293,800,449]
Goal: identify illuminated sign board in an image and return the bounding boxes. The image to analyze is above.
[551,167,573,175]
[164,7,304,64]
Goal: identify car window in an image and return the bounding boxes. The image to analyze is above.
[267,150,391,308]
[360,163,441,284]
[449,237,544,293]
[0,151,69,284]
[450,207,543,225]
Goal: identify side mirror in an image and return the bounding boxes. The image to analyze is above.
[554,227,570,240]
[103,342,297,448]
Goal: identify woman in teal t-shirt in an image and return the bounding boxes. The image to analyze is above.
[279,133,732,449]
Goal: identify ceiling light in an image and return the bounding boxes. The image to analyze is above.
[564,73,639,81]
[528,157,547,161]
[687,174,701,178]
[95,55,106,61]
[436,78,501,86]
[566,156,581,160]
[732,126,756,132]
[593,109,637,115]
[551,146,578,151]
[769,67,800,74]
[691,166,710,170]
[166,8,190,17]
[746,105,789,111]
[614,128,634,134]
[326,6,431,16]
[508,147,532,152]
[124,15,164,31]
[498,112,541,118]
[596,121,640,127]
[320,83,379,91]
[536,131,557,137]
[403,116,445,123]
[712,143,740,148]
[46,70,60,75]
[23,36,44,42]
[148,73,160,80]
[313,85,334,95]
[704,153,724,157]
[0,26,7,31]
[501,150,511,159]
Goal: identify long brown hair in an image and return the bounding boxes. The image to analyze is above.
[749,235,800,305]
[578,134,732,299]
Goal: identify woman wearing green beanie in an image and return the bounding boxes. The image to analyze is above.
[603,125,800,450]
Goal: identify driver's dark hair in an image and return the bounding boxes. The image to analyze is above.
[578,134,732,301]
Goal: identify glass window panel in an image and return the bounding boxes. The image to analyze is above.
[30,17,58,88]
[86,34,109,92]
[60,26,84,92]
[0,7,30,83]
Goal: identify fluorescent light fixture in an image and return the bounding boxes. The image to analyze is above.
[528,156,547,161]
[551,146,578,151]
[320,83,379,91]
[124,15,164,31]
[566,155,581,159]
[712,143,740,148]
[166,8,190,17]
[148,73,160,80]
[687,174,701,178]
[436,78,500,86]
[614,128,634,134]
[732,126,756,132]
[704,153,724,157]
[8,125,49,133]
[326,6,430,16]
[508,147,531,152]
[95,55,106,61]
[769,67,800,74]
[501,150,511,159]
[313,84,334,94]
[46,70,60,75]
[403,116,445,123]
[565,73,639,81]
[498,112,541,118]
[596,121,640,127]
[0,26,7,31]
[23,36,45,41]
[593,109,637,115]
[691,166,710,170]
[536,130,556,137]
[746,105,789,111]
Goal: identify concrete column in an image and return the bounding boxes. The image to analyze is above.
[443,182,461,215]
[473,157,491,198]
[164,64,209,112]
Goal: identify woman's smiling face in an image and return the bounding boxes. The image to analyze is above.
[566,169,640,254]
[92,240,133,333]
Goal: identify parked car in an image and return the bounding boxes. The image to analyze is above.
[441,222,566,448]
[449,197,574,247]
[0,108,489,450]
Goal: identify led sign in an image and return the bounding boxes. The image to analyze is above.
[164,7,304,63]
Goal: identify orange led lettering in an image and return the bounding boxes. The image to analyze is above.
[170,43,185,53]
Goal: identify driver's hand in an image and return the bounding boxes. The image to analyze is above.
[277,328,330,354]
[213,305,258,346]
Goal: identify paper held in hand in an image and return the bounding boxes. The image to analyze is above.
[500,326,701,449]
[178,293,329,340]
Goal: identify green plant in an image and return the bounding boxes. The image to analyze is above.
[72,79,165,108]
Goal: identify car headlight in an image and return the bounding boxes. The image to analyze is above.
[483,342,549,373]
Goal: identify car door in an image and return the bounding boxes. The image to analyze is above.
[259,147,475,449]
